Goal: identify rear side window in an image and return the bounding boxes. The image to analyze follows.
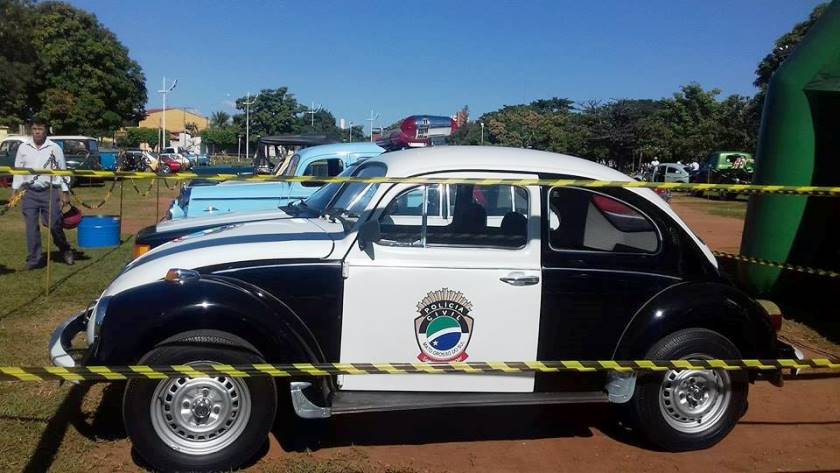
[303,158,344,177]
[548,188,658,254]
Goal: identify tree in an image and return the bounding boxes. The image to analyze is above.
[210,111,231,128]
[0,0,36,127]
[655,83,724,160]
[27,2,147,135]
[233,87,302,140]
[293,108,342,140]
[119,127,166,148]
[754,3,829,90]
[201,126,238,154]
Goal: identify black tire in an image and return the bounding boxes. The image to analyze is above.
[622,328,748,451]
[123,336,277,472]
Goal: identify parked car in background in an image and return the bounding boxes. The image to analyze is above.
[119,149,160,172]
[647,163,690,183]
[0,136,26,186]
[159,155,182,174]
[252,135,334,174]
[691,152,754,199]
[51,146,797,471]
[50,135,102,172]
[167,142,385,219]
[161,147,192,170]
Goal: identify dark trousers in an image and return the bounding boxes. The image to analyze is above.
[21,187,70,265]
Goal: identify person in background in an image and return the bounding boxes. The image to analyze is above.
[650,157,660,168]
[690,159,700,172]
[10,117,75,269]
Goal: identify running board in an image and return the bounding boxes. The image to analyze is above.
[329,390,608,415]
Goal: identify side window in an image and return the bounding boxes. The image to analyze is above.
[377,184,528,249]
[548,188,658,254]
[303,158,344,177]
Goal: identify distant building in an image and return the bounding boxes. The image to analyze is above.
[139,108,208,133]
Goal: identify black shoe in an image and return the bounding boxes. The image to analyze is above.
[26,260,46,270]
[63,250,75,265]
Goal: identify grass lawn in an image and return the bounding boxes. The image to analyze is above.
[0,182,419,472]
[0,181,180,472]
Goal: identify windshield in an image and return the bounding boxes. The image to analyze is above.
[324,162,387,228]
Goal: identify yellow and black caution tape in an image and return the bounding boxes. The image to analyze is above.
[713,251,840,279]
[2,166,840,196]
[1,359,839,382]
[0,189,25,216]
[131,178,156,196]
[68,179,118,210]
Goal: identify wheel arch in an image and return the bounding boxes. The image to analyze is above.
[94,275,327,367]
[612,281,776,360]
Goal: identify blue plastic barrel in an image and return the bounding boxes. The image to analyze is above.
[77,215,121,248]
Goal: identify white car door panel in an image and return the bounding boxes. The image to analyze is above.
[339,173,542,393]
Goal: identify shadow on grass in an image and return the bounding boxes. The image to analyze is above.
[0,264,13,276]
[0,239,130,321]
[22,382,127,473]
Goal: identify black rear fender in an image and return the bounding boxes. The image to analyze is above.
[612,281,776,360]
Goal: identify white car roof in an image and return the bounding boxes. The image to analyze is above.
[366,146,717,268]
[367,146,634,181]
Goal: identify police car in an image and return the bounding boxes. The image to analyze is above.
[50,146,794,472]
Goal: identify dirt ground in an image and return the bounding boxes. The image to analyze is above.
[61,195,836,473]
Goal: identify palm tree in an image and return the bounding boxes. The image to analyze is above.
[210,111,231,128]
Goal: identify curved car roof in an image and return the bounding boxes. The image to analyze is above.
[259,135,333,146]
[297,142,384,159]
[367,146,634,181]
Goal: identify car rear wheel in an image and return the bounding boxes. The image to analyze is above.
[623,328,748,451]
[123,339,277,472]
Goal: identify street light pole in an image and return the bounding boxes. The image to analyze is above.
[243,92,256,161]
[480,122,485,145]
[157,76,177,151]
[348,121,353,142]
[366,109,380,142]
[306,101,321,129]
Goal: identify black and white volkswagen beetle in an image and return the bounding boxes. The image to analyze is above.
[51,147,794,472]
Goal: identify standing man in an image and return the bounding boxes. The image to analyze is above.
[11,118,74,269]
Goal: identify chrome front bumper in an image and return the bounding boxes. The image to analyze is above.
[48,309,91,368]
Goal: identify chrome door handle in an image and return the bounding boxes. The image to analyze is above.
[500,272,540,286]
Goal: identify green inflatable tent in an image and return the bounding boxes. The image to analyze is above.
[741,1,840,327]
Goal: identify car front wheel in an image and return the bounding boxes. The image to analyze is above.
[623,328,748,451]
[123,341,277,472]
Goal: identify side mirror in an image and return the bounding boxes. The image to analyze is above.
[357,219,381,250]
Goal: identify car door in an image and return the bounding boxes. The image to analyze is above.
[340,172,542,392]
[538,186,681,362]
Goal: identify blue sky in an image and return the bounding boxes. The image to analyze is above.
[69,0,823,130]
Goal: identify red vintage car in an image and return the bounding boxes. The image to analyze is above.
[159,154,181,174]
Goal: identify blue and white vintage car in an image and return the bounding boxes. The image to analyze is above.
[167,142,385,219]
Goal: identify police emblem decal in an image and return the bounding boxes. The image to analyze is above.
[415,288,474,362]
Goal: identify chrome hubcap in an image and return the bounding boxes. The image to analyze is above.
[150,368,251,455]
[659,357,731,434]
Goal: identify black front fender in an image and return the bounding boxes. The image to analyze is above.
[612,281,777,359]
[94,275,327,365]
